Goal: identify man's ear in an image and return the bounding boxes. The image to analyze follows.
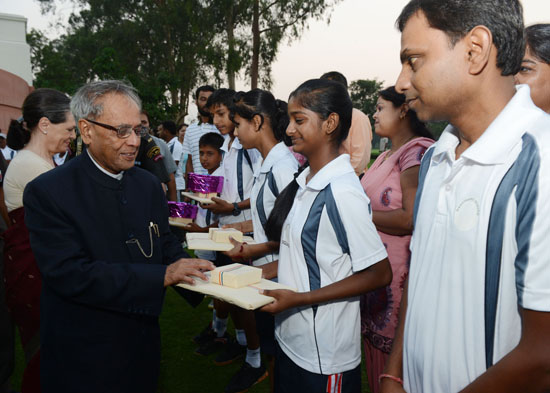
[466,25,493,75]
[324,113,340,135]
[79,119,92,144]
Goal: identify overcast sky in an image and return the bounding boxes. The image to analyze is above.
[1,0,549,120]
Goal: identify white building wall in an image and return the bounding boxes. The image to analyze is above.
[0,13,33,86]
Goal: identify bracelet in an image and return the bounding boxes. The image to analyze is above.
[379,374,404,386]
[238,242,248,257]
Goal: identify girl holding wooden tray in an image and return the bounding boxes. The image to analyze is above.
[260,79,392,393]
[220,89,299,393]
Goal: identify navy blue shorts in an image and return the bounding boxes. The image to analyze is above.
[254,310,276,356]
[274,342,361,393]
[215,251,234,267]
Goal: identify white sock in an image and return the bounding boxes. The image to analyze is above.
[215,317,228,338]
[235,329,247,346]
[212,309,217,334]
[245,347,261,368]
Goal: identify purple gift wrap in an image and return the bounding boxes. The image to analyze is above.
[188,173,224,194]
[168,202,198,220]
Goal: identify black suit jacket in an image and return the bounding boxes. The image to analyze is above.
[24,152,185,393]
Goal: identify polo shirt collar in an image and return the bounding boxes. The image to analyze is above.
[168,136,178,145]
[258,142,288,175]
[432,85,537,166]
[221,136,242,153]
[297,154,354,191]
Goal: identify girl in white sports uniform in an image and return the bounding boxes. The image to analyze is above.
[222,89,298,392]
[260,79,391,393]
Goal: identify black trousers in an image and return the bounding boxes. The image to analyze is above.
[274,342,361,393]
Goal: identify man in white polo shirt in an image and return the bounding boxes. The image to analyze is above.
[182,85,220,177]
[381,1,550,393]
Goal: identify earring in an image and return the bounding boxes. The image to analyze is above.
[41,130,48,135]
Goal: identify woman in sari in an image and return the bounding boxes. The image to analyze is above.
[3,88,75,392]
[360,86,434,393]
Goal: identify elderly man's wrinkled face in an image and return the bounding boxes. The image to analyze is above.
[80,93,141,174]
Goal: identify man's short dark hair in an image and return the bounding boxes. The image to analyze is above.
[199,132,224,152]
[320,71,348,89]
[525,24,550,64]
[397,0,525,76]
[161,121,177,135]
[205,88,236,110]
[195,85,215,100]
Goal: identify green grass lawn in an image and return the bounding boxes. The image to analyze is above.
[12,288,372,392]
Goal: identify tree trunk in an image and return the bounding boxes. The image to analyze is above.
[250,0,260,89]
[226,3,236,90]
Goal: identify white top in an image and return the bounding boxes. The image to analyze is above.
[404,85,550,393]
[181,122,220,175]
[53,151,68,166]
[166,136,184,189]
[194,166,223,261]
[167,137,183,164]
[1,146,16,161]
[275,154,387,375]
[250,142,298,266]
[195,166,223,228]
[4,149,54,211]
[218,137,261,226]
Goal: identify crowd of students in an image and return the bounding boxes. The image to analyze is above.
[1,1,550,392]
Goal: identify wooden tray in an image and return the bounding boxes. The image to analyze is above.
[177,274,294,310]
[168,217,193,228]
[186,232,255,251]
[181,192,216,205]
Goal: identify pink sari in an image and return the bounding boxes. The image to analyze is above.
[360,137,433,393]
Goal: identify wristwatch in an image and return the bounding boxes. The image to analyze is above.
[232,202,241,216]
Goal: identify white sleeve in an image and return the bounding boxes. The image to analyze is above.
[519,130,550,312]
[172,142,183,163]
[273,160,298,194]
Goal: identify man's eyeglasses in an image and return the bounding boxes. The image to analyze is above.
[84,118,148,139]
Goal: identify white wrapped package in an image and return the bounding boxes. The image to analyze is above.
[210,263,262,289]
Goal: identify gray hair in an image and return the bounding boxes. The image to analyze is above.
[71,80,142,121]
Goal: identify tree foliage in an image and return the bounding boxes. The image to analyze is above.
[349,78,384,123]
[30,0,339,121]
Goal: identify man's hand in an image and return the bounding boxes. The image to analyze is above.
[183,222,207,233]
[164,258,215,287]
[259,289,304,314]
[223,237,246,261]
[201,197,233,215]
[222,220,253,233]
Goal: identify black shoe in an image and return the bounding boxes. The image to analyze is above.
[214,337,246,365]
[195,332,229,356]
[224,362,268,393]
[192,322,216,346]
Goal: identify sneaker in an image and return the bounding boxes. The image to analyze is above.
[195,332,229,356]
[214,337,246,365]
[224,362,268,393]
[192,323,216,346]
